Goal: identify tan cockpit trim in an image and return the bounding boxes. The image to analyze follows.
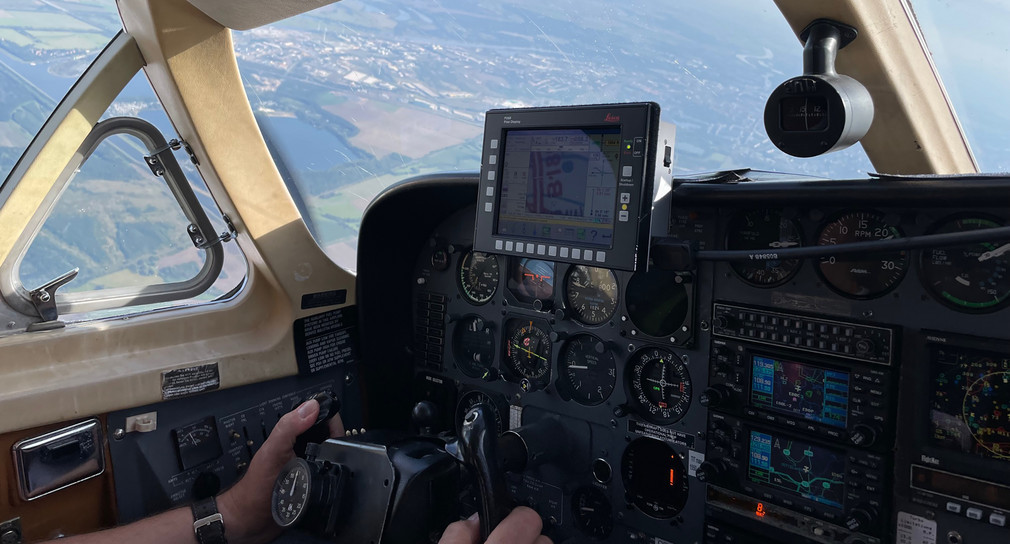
[774,0,978,174]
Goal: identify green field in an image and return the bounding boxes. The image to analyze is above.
[27,30,107,51]
[0,28,33,47]
[0,10,99,32]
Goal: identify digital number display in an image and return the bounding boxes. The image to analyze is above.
[929,345,1010,461]
[496,128,621,248]
[750,355,849,429]
[748,430,846,509]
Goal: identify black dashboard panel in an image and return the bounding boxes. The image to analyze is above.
[371,175,1010,544]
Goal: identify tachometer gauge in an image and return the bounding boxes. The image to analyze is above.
[571,486,613,539]
[564,266,619,325]
[627,348,692,424]
[920,215,1010,313]
[271,458,312,527]
[621,438,689,518]
[452,315,496,379]
[456,390,504,435]
[725,209,803,287]
[559,334,616,406]
[816,211,907,298]
[505,320,552,383]
[459,250,499,304]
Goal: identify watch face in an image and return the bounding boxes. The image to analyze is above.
[271,458,313,528]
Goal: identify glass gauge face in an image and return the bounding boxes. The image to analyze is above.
[565,265,619,325]
[963,371,1010,459]
[625,269,689,337]
[173,416,223,471]
[455,390,504,435]
[627,348,692,424]
[452,315,496,379]
[459,250,499,304]
[571,486,613,539]
[816,211,907,298]
[271,458,311,527]
[505,320,552,382]
[726,209,803,287]
[560,334,617,406]
[508,258,555,304]
[621,438,690,519]
[920,215,1010,313]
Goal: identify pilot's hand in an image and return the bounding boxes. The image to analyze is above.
[217,399,345,544]
[438,507,553,544]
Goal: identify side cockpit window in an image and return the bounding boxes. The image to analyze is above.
[0,34,246,331]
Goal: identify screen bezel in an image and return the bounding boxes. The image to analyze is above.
[473,102,660,272]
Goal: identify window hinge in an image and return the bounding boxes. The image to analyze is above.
[188,214,238,250]
[144,138,199,177]
[26,268,78,332]
[1,517,23,544]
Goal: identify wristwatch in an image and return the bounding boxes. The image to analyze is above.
[192,496,228,544]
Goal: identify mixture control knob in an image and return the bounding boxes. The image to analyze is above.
[848,423,879,447]
[699,385,733,408]
[695,459,733,487]
[844,505,877,533]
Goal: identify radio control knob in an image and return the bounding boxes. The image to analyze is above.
[844,505,877,533]
[854,339,874,355]
[713,316,731,330]
[699,385,733,408]
[848,423,879,447]
[695,459,733,487]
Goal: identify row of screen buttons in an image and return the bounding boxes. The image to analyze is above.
[493,239,607,263]
[945,502,1007,527]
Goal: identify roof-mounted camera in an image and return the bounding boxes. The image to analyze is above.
[764,19,874,158]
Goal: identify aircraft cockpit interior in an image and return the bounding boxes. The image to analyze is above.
[0,1,1008,544]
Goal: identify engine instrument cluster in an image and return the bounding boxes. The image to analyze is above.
[397,175,1010,544]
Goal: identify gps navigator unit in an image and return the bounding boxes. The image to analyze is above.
[473,102,660,272]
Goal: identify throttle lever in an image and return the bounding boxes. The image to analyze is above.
[459,404,512,540]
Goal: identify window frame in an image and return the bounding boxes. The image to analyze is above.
[1,117,226,317]
[0,32,230,323]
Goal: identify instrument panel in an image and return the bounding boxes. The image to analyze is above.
[394,176,1010,544]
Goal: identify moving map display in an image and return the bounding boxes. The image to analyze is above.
[748,430,846,509]
[496,128,621,247]
[750,355,849,429]
[929,345,1010,460]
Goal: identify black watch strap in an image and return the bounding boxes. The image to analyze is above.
[192,496,228,544]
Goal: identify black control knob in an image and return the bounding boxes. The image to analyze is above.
[854,339,874,356]
[713,316,732,330]
[695,459,732,487]
[411,400,440,434]
[848,423,879,447]
[699,385,733,408]
[844,505,877,533]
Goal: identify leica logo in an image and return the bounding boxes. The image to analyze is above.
[604,113,620,122]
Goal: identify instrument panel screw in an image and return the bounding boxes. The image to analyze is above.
[6,321,15,329]
[113,428,125,440]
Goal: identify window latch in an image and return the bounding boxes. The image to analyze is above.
[144,138,199,177]
[27,268,78,331]
[187,214,238,250]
